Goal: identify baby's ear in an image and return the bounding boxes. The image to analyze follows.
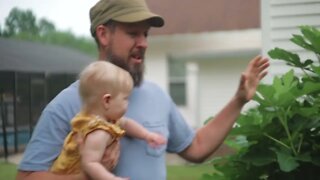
[102,93,111,109]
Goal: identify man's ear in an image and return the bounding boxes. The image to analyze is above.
[102,93,112,110]
[95,25,111,47]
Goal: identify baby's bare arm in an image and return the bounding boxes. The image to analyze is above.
[121,118,166,146]
[81,130,127,180]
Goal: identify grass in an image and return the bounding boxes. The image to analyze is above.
[0,161,17,180]
[167,163,212,180]
[0,161,213,180]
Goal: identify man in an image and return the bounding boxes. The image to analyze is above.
[16,0,269,179]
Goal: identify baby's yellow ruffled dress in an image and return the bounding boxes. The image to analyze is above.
[50,112,125,174]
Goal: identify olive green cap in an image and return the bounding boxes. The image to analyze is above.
[89,0,164,36]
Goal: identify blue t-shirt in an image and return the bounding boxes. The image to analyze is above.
[19,80,195,180]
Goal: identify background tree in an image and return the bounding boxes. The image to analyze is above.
[1,7,96,56]
[38,18,56,36]
[3,7,39,37]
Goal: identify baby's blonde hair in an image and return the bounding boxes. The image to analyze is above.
[79,61,133,108]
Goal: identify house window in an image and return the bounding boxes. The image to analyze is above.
[168,59,186,106]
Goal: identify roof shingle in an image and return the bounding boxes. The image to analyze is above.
[0,38,94,73]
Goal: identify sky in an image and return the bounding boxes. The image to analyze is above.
[0,0,99,37]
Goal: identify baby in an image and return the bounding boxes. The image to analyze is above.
[50,61,166,179]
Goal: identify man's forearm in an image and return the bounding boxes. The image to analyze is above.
[179,96,244,163]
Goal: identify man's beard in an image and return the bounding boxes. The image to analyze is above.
[106,48,144,87]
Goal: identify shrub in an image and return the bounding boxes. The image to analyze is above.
[202,26,320,180]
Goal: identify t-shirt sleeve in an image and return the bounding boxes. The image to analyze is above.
[19,81,81,171]
[18,108,71,171]
[166,101,195,153]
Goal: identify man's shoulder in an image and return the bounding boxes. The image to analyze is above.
[132,80,171,102]
[45,80,81,111]
[139,80,164,92]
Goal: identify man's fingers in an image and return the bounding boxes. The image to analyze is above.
[247,55,263,72]
[258,60,269,71]
[257,58,269,68]
[259,71,268,80]
[257,58,269,79]
[249,56,269,75]
[252,55,262,64]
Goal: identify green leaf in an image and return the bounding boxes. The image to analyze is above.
[301,81,320,95]
[302,59,313,67]
[311,65,320,75]
[290,34,315,52]
[254,85,275,107]
[230,125,261,136]
[295,106,319,117]
[300,26,320,54]
[242,148,276,166]
[274,150,299,172]
[237,109,264,126]
[268,48,302,67]
[295,153,312,162]
[271,70,299,106]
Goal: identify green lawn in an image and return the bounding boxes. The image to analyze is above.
[0,161,212,180]
[167,164,212,180]
[0,161,17,180]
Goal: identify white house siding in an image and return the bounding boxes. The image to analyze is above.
[146,30,261,127]
[197,56,256,125]
[261,0,320,82]
[144,53,169,92]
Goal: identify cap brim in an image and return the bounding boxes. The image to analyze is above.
[112,11,164,27]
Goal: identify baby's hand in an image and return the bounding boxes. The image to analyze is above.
[146,132,167,147]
